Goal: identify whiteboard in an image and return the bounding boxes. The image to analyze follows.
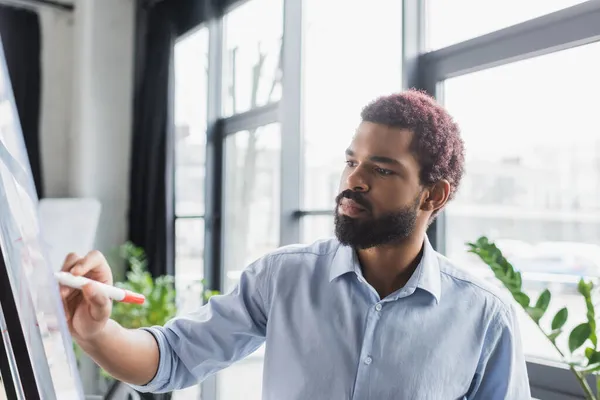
[0,35,84,399]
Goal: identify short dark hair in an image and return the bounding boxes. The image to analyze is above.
[360,89,465,202]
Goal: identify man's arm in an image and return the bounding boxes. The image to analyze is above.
[76,318,160,386]
[125,257,270,393]
[66,249,271,393]
[468,304,531,399]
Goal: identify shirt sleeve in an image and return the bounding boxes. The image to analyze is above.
[127,256,271,393]
[468,304,532,400]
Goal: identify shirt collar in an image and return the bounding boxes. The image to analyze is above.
[329,235,441,303]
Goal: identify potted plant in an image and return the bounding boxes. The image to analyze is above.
[109,242,177,333]
[468,236,599,399]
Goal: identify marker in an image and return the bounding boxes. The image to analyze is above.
[54,271,146,305]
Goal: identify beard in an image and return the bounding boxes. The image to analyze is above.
[334,189,420,249]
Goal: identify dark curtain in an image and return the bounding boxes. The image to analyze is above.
[170,0,207,36]
[128,0,177,278]
[0,5,43,199]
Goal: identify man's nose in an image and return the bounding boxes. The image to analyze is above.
[346,168,369,192]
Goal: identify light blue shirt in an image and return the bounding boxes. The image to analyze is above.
[130,236,531,399]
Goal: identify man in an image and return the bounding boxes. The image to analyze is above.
[61,90,530,399]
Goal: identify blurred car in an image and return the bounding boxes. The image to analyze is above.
[494,238,536,260]
[512,241,600,278]
[455,239,600,292]
[508,241,600,292]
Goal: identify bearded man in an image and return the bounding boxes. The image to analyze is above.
[60,90,531,400]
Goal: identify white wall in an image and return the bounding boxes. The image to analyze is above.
[39,7,74,198]
[38,0,136,255]
[69,0,136,255]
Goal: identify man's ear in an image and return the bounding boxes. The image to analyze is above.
[421,180,451,213]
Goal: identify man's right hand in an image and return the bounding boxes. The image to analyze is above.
[58,251,160,386]
[60,251,114,342]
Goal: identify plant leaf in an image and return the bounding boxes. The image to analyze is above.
[535,289,551,313]
[527,307,544,323]
[586,347,595,360]
[513,292,530,308]
[513,271,522,292]
[569,323,592,353]
[467,237,528,306]
[589,350,600,365]
[548,329,562,342]
[578,278,592,297]
[576,279,597,348]
[552,307,568,330]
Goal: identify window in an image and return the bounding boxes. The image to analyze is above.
[172,26,209,400]
[301,214,334,243]
[222,123,281,292]
[218,123,281,400]
[302,0,403,211]
[174,25,208,302]
[217,359,264,400]
[175,218,205,314]
[426,0,587,50]
[443,42,600,362]
[175,27,208,218]
[222,0,283,116]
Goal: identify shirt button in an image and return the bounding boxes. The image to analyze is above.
[364,356,373,365]
[375,303,382,311]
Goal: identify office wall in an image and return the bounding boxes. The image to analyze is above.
[70,0,136,255]
[38,0,136,257]
[39,7,74,198]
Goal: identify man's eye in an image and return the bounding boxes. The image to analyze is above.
[346,160,357,167]
[375,167,393,176]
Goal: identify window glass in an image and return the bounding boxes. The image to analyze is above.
[443,42,600,361]
[222,0,283,116]
[302,0,403,211]
[301,215,334,243]
[222,123,281,291]
[175,218,204,314]
[175,27,208,217]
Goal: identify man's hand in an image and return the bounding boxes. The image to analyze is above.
[58,250,160,387]
[59,251,113,342]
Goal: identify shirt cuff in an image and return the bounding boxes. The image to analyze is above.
[126,326,172,393]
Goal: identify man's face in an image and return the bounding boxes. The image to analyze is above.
[334,122,425,249]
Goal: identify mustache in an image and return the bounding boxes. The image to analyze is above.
[336,189,372,212]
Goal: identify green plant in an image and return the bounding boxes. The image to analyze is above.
[110,241,219,327]
[468,236,599,399]
[110,242,177,330]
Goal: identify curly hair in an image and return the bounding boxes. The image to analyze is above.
[360,89,465,202]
